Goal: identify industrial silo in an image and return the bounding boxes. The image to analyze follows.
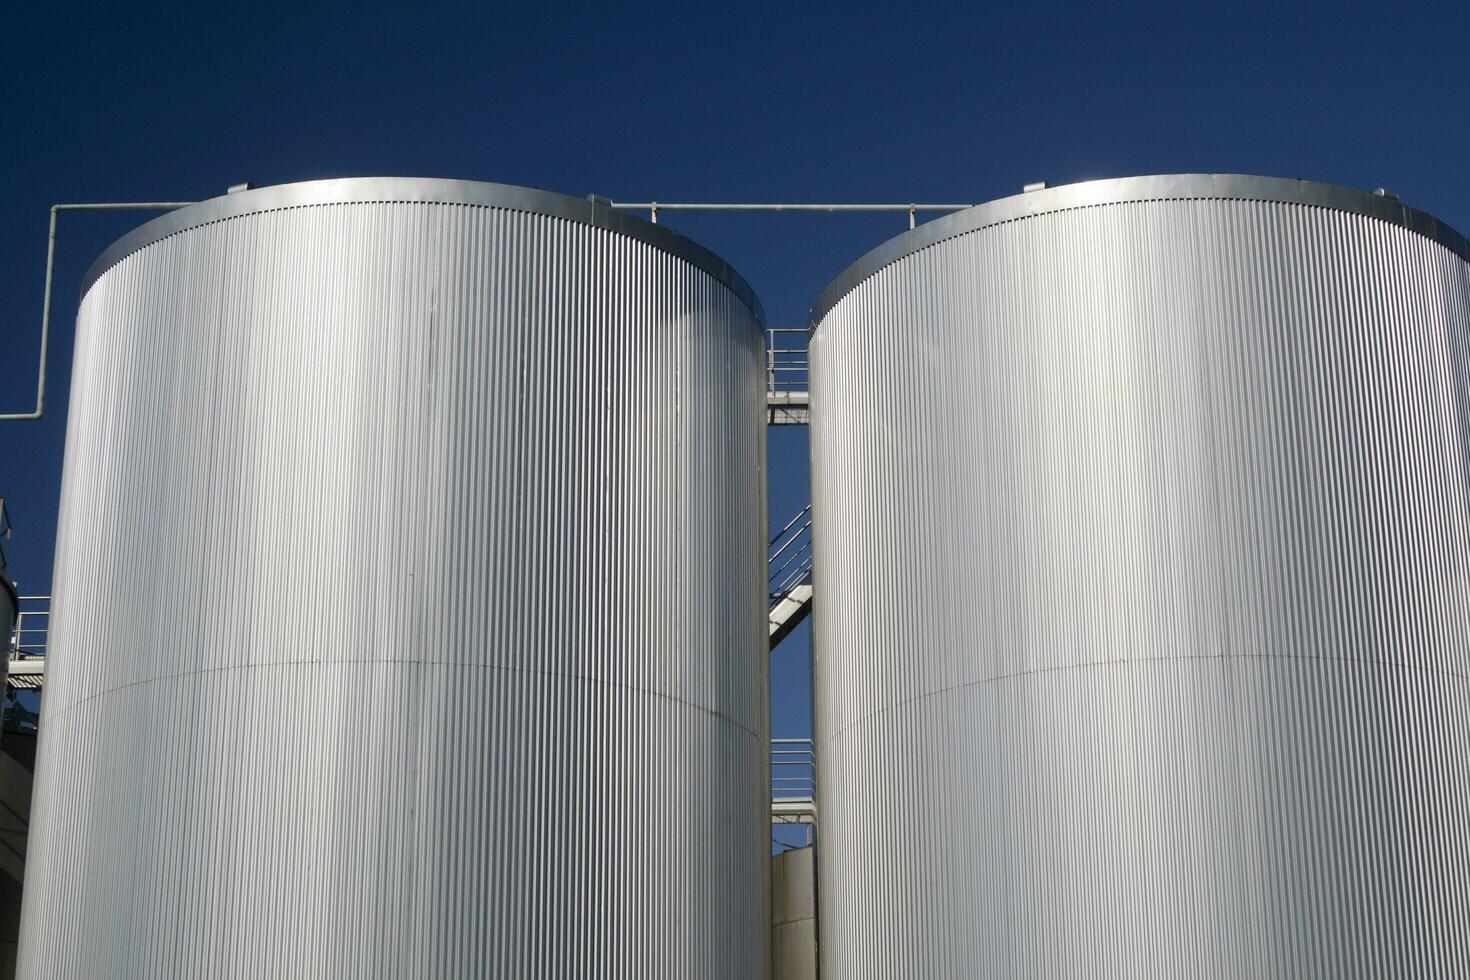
[20,179,770,978]
[809,175,1470,976]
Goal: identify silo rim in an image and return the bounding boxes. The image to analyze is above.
[808,173,1470,330]
[81,177,766,326]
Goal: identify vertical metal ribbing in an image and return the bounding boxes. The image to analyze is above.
[20,194,769,978]
[811,195,1470,978]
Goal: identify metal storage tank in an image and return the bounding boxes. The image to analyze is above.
[809,174,1470,977]
[20,179,770,978]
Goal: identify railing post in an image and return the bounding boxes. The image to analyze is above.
[766,329,775,395]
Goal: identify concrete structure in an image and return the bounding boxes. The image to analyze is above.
[0,589,10,698]
[20,179,770,978]
[809,175,1470,976]
[0,723,33,980]
[0,584,11,662]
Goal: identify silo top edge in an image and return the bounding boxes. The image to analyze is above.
[808,173,1470,330]
[81,177,766,326]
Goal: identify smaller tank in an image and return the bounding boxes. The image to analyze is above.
[0,576,13,675]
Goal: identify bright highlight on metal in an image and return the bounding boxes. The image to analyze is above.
[19,178,771,978]
[809,173,1470,976]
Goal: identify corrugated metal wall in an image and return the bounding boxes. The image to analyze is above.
[20,180,771,978]
[810,176,1470,977]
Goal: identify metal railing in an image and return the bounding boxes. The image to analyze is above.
[772,738,815,801]
[610,200,975,231]
[771,737,816,845]
[769,505,813,607]
[766,328,809,396]
[9,596,49,660]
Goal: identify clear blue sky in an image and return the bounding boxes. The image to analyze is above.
[3,0,1467,762]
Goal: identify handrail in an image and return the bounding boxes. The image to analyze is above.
[771,738,816,800]
[769,503,811,546]
[771,737,817,844]
[770,539,814,597]
[610,201,974,231]
[769,517,812,564]
[766,327,809,396]
[9,595,50,660]
[768,506,814,608]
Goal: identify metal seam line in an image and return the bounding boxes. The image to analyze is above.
[823,651,1470,745]
[38,656,770,746]
[1,202,193,422]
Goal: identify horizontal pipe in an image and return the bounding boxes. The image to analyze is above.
[612,202,972,212]
[54,203,194,212]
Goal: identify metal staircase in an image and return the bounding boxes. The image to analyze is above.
[1,500,43,727]
[764,327,814,647]
[762,331,818,835]
[768,504,814,649]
